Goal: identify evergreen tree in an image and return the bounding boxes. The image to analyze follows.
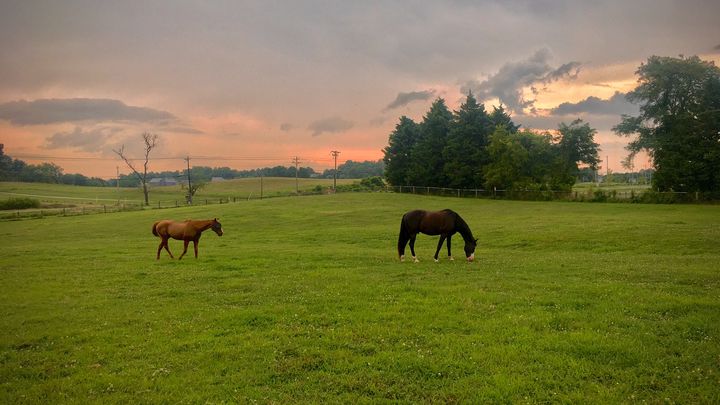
[443,92,492,188]
[489,105,520,132]
[406,98,453,186]
[383,116,419,185]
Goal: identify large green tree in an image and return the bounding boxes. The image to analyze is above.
[406,99,453,187]
[556,119,600,185]
[443,92,492,188]
[484,122,600,191]
[383,116,419,185]
[484,126,529,190]
[613,55,720,192]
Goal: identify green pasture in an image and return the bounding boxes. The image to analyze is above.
[0,177,355,206]
[1,193,719,403]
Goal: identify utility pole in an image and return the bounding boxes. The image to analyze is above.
[605,155,610,184]
[116,166,120,202]
[331,150,340,191]
[292,156,300,194]
[185,156,192,205]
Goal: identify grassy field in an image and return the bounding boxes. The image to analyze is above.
[1,193,719,403]
[0,177,356,206]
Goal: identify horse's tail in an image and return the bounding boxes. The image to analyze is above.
[152,221,161,237]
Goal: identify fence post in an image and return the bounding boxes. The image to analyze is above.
[104,205,107,214]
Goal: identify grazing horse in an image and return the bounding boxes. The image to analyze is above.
[398,209,477,263]
[152,218,223,260]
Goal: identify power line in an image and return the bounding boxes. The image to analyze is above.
[10,153,336,163]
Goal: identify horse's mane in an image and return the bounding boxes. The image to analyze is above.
[451,211,475,242]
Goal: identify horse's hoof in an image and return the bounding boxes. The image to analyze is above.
[400,255,405,262]
[434,258,439,263]
[413,256,419,263]
[449,256,454,261]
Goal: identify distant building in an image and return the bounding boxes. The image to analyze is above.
[211,177,226,183]
[149,177,179,186]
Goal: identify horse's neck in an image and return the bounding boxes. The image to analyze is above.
[191,220,214,232]
[455,217,474,242]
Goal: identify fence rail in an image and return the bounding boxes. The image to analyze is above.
[2,184,717,220]
[0,189,330,220]
[387,185,718,203]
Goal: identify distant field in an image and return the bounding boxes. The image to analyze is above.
[0,177,356,206]
[1,193,719,403]
[573,182,652,193]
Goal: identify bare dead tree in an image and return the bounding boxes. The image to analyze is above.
[113,132,158,206]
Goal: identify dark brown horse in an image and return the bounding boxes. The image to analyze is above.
[398,209,477,263]
[152,218,223,260]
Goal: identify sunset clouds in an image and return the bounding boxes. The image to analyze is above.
[1,1,719,177]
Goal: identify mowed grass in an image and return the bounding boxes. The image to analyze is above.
[1,193,719,403]
[0,177,356,206]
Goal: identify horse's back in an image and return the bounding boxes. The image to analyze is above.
[153,220,175,237]
[405,209,457,235]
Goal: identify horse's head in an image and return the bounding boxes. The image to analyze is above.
[211,218,223,236]
[464,238,478,262]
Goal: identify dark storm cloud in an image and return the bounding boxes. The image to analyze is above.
[461,48,581,114]
[44,126,123,152]
[307,116,354,136]
[544,61,582,82]
[0,98,176,126]
[550,92,638,116]
[384,90,436,111]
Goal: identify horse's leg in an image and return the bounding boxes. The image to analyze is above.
[398,233,409,262]
[164,238,174,259]
[178,240,190,260]
[193,239,199,258]
[447,235,453,261]
[156,240,164,260]
[157,237,173,259]
[409,234,419,263]
[434,235,447,262]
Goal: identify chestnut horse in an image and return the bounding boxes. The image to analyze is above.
[398,209,477,263]
[152,218,223,260]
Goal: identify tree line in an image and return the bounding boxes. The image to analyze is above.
[383,93,600,191]
[384,55,720,194]
[0,144,384,187]
[0,145,108,186]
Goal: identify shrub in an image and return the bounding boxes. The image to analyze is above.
[0,197,41,210]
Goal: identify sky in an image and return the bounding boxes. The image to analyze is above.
[1,0,719,179]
